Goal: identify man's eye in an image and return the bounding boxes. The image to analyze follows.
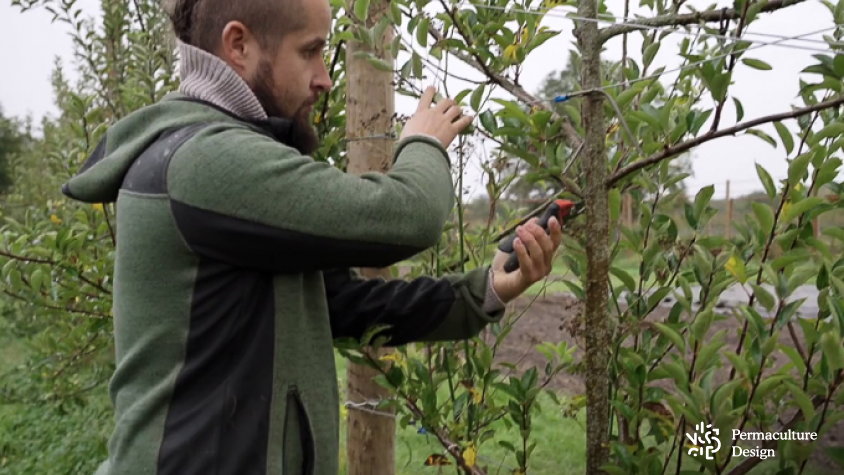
[304,47,323,58]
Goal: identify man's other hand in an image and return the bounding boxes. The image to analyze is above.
[400,86,473,147]
[491,217,563,303]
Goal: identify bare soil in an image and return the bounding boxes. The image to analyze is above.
[492,293,842,472]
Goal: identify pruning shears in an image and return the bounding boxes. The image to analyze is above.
[498,199,585,273]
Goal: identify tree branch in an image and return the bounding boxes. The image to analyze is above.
[427,13,583,149]
[599,0,806,43]
[607,95,844,186]
[0,249,53,265]
[2,290,110,320]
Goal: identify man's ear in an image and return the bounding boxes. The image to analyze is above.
[219,21,259,76]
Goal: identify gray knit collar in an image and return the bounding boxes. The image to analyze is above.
[178,41,268,121]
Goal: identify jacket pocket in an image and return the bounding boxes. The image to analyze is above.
[283,386,315,475]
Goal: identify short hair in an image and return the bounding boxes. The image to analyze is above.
[167,0,307,53]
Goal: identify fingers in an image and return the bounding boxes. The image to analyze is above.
[514,218,563,280]
[416,86,436,112]
[433,97,456,113]
[452,114,474,133]
[443,104,463,121]
[548,216,563,249]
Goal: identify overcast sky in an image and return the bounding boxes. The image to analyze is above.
[0,0,838,199]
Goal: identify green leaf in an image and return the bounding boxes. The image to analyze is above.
[416,17,429,47]
[609,188,621,223]
[630,110,663,131]
[610,266,636,292]
[470,85,485,112]
[816,157,842,189]
[725,351,750,378]
[643,42,660,68]
[741,58,772,70]
[354,0,370,22]
[817,265,830,289]
[781,197,825,223]
[755,163,777,199]
[693,185,714,218]
[788,152,812,184]
[756,375,789,400]
[785,382,816,422]
[652,322,685,352]
[733,97,745,122]
[773,121,794,155]
[746,128,776,148]
[821,332,844,371]
[491,98,531,125]
[751,284,776,311]
[30,268,45,292]
[812,121,844,145]
[479,110,497,132]
[751,202,774,234]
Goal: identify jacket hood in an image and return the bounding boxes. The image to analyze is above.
[61,95,293,204]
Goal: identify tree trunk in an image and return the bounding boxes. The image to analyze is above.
[575,0,610,472]
[345,0,396,473]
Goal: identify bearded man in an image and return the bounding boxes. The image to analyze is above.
[62,0,562,473]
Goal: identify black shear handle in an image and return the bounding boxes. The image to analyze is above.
[498,199,576,273]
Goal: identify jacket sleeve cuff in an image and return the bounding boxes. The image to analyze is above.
[482,268,506,313]
[394,134,450,167]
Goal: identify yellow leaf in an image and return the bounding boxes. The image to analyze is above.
[92,203,104,212]
[725,255,747,283]
[782,201,792,219]
[50,214,62,225]
[469,387,483,404]
[462,444,476,468]
[340,404,349,419]
[503,44,520,62]
[607,122,620,135]
[379,352,403,364]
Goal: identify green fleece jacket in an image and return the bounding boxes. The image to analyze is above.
[62,93,504,474]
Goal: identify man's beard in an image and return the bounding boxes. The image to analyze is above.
[250,59,319,155]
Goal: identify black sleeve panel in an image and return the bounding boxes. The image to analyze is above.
[171,200,426,273]
[324,268,456,346]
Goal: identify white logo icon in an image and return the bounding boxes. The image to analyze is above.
[686,422,721,460]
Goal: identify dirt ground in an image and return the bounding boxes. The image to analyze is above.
[493,293,842,472]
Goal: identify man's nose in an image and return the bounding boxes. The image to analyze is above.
[313,62,333,93]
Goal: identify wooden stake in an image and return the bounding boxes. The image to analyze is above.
[345,1,396,473]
